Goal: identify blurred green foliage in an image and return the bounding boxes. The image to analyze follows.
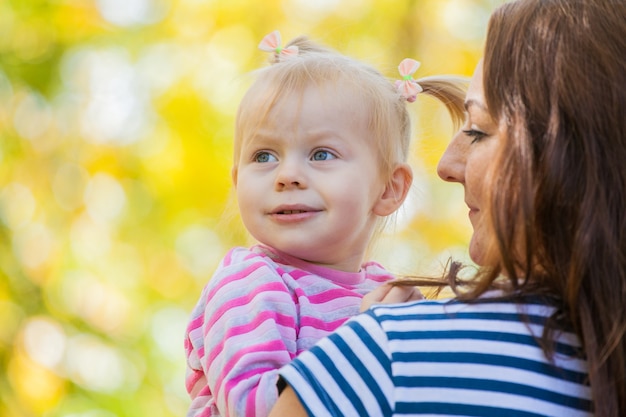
[0,0,504,415]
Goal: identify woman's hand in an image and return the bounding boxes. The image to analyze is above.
[269,385,308,417]
[360,282,424,312]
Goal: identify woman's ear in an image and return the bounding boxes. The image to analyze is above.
[373,163,413,216]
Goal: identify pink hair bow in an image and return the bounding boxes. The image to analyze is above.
[395,58,423,102]
[258,30,299,60]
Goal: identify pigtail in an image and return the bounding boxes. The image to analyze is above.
[259,31,335,64]
[394,58,467,129]
[417,75,469,129]
[284,35,336,55]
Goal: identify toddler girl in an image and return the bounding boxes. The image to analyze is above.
[184,31,466,417]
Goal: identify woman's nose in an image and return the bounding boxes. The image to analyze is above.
[437,131,467,183]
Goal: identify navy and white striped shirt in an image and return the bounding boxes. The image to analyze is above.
[279,292,592,416]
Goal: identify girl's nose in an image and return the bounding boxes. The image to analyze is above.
[275,160,307,190]
[437,130,467,183]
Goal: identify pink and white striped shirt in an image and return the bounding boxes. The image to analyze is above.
[184,245,393,417]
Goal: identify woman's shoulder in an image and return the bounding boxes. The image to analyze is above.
[361,293,581,358]
[369,291,560,324]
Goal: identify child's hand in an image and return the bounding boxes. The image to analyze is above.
[360,282,424,312]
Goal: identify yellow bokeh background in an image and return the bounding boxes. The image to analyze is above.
[0,0,505,415]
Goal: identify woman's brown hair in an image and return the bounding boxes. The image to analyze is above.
[481,0,626,414]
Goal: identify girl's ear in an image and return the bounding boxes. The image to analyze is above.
[373,163,413,216]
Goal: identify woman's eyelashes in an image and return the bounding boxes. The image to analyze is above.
[462,128,488,143]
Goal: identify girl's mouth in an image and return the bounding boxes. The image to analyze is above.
[278,210,307,214]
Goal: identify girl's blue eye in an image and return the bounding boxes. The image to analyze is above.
[312,150,335,161]
[254,152,277,163]
[463,129,487,144]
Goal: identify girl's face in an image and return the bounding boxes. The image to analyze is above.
[232,83,405,272]
[437,61,504,265]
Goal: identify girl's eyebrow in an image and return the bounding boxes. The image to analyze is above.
[248,131,281,145]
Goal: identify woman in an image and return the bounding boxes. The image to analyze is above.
[269,0,626,415]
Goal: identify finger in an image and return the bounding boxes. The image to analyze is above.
[405,287,425,302]
[383,286,424,304]
[360,283,394,312]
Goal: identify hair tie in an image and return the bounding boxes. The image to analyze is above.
[258,30,299,60]
[395,58,423,102]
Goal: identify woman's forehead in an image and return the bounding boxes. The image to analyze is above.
[466,60,485,109]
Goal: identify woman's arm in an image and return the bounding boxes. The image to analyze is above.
[269,311,395,417]
[268,386,308,417]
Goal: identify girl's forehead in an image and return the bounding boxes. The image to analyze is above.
[238,84,374,144]
[245,78,366,119]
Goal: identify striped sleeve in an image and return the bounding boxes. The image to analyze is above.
[185,248,299,417]
[279,311,394,417]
